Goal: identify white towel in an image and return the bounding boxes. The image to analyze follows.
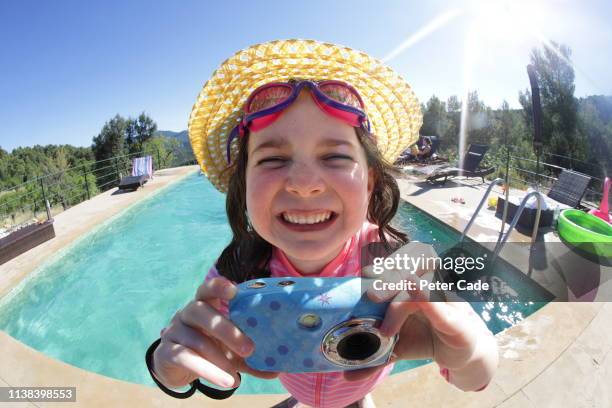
[131,155,153,178]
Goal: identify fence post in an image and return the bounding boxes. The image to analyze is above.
[115,157,121,183]
[45,199,52,221]
[83,167,91,200]
[39,178,50,221]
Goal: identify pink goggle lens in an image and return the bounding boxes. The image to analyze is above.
[247,85,293,113]
[318,83,364,110]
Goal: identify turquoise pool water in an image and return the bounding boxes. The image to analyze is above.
[0,172,544,394]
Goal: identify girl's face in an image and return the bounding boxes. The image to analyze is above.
[246,90,373,274]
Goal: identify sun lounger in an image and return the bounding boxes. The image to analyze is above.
[118,175,147,191]
[118,156,154,191]
[426,144,495,184]
[546,169,592,208]
[493,169,591,230]
[396,136,446,166]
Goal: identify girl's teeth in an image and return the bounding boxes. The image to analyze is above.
[283,212,331,224]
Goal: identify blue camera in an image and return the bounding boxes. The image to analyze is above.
[229,277,397,373]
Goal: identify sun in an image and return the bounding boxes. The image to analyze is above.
[470,0,516,39]
[467,0,549,45]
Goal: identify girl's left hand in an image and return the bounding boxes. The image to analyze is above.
[344,298,497,390]
[344,246,498,390]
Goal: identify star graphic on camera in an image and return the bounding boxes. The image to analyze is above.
[317,294,332,306]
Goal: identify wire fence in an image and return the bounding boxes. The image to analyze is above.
[0,149,196,239]
[500,146,611,209]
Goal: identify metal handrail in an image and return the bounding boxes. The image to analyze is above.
[506,145,611,171]
[492,191,544,261]
[460,178,505,242]
[0,150,173,226]
[0,151,145,195]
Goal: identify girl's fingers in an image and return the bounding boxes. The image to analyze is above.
[391,312,435,360]
[378,291,420,337]
[156,340,237,388]
[234,356,281,379]
[163,320,239,378]
[366,269,432,305]
[417,302,478,349]
[179,300,254,358]
[365,278,401,303]
[195,277,237,309]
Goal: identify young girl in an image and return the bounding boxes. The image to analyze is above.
[146,40,498,408]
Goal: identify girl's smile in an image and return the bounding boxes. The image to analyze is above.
[246,90,373,274]
[278,210,337,231]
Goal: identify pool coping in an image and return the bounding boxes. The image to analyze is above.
[0,172,610,407]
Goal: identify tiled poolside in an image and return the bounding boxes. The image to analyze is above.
[0,167,610,407]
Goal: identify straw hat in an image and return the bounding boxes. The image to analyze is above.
[188,39,422,193]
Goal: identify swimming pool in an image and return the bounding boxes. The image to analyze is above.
[0,172,545,394]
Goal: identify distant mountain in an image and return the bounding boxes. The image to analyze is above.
[578,95,612,124]
[155,130,189,145]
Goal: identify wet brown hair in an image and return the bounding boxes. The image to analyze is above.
[215,126,408,283]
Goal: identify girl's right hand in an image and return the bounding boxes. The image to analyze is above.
[151,277,279,389]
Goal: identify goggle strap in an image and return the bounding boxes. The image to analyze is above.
[226,125,240,164]
[311,87,366,117]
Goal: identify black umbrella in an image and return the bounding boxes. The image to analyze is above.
[527,64,544,188]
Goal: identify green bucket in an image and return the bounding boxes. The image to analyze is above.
[558,209,612,259]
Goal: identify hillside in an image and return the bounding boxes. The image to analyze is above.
[155,130,189,146]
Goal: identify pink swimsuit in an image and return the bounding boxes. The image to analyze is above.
[205,222,394,408]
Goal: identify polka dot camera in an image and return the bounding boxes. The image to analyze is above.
[229,277,398,373]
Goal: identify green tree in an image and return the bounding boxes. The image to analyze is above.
[0,145,93,221]
[436,95,462,152]
[142,136,186,169]
[92,114,128,162]
[126,112,158,154]
[519,42,585,167]
[91,115,128,189]
[577,98,612,178]
[465,91,492,145]
[420,95,448,137]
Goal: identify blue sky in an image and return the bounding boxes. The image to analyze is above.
[1,0,610,152]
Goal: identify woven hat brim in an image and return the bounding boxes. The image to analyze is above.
[188,39,422,193]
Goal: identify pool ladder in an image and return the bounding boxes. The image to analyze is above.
[460,178,545,260]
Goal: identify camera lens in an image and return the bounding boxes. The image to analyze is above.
[322,317,397,367]
[336,332,381,361]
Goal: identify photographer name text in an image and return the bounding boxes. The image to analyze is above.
[373,279,489,291]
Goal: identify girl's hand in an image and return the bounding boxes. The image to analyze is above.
[345,245,498,390]
[151,277,279,389]
[345,298,497,390]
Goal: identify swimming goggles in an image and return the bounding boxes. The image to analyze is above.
[226,80,371,163]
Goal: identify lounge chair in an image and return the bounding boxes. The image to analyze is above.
[118,156,154,191]
[546,169,592,208]
[426,144,495,184]
[118,175,147,191]
[494,169,592,230]
[395,136,446,166]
